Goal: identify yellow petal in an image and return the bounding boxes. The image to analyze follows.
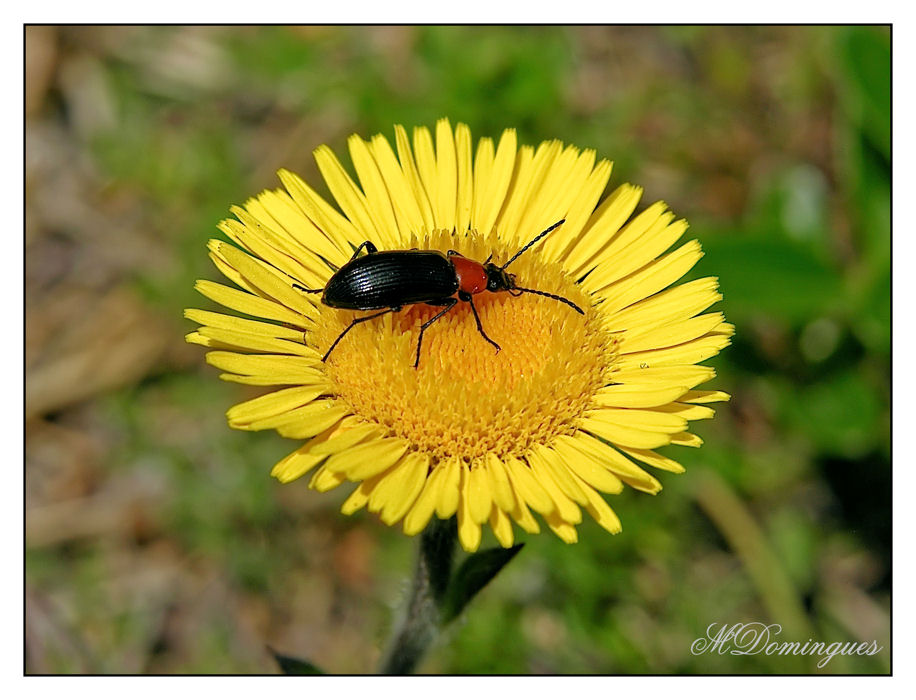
[475,129,517,237]
[269,421,341,483]
[524,452,582,523]
[609,365,717,390]
[498,139,563,244]
[435,456,461,518]
[205,352,324,385]
[582,206,681,292]
[370,453,430,525]
[489,506,515,548]
[185,308,308,340]
[340,468,392,514]
[457,463,482,552]
[505,465,541,534]
[472,136,495,224]
[455,123,473,233]
[306,421,384,456]
[605,277,722,334]
[570,472,622,535]
[194,280,310,327]
[222,207,328,290]
[510,497,541,534]
[651,402,716,421]
[542,159,613,263]
[277,168,360,255]
[591,383,689,409]
[572,433,663,494]
[434,118,457,231]
[341,484,371,515]
[619,447,686,474]
[413,126,439,227]
[348,134,399,248]
[193,326,316,358]
[546,511,578,544]
[485,453,516,512]
[564,183,643,274]
[276,408,351,440]
[617,312,725,354]
[313,144,379,242]
[600,201,671,262]
[243,190,348,272]
[324,437,410,480]
[227,385,330,427]
[257,400,348,439]
[528,444,589,505]
[208,245,256,294]
[394,125,435,232]
[368,133,426,240]
[584,407,688,434]
[670,432,704,447]
[551,436,624,494]
[516,145,588,247]
[467,461,493,524]
[596,240,705,314]
[616,334,733,370]
[309,465,348,492]
[681,389,731,404]
[213,240,317,318]
[503,455,554,515]
[403,464,447,535]
[580,415,674,450]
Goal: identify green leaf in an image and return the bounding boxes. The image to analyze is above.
[268,646,326,675]
[836,27,890,159]
[777,369,884,458]
[441,544,524,624]
[695,235,841,324]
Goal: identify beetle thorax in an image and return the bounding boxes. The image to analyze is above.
[450,255,489,295]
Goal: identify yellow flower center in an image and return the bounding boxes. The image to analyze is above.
[312,230,618,464]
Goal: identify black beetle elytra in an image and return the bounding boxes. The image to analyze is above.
[294,220,584,368]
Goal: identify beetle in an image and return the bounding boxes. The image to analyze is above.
[293,219,584,368]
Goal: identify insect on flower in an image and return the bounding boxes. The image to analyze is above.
[186,119,735,553]
[293,220,585,368]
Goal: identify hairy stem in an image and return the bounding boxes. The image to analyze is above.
[379,517,457,674]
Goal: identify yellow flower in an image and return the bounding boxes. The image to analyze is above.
[186,119,733,552]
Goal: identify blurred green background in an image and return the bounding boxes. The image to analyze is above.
[25,26,890,674]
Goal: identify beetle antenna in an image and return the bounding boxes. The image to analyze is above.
[513,286,584,314]
[500,220,565,270]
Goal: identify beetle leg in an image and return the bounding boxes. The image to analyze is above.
[323,306,399,363]
[414,298,458,369]
[292,282,324,293]
[349,240,378,261]
[459,291,501,355]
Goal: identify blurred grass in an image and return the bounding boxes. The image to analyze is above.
[25,25,890,674]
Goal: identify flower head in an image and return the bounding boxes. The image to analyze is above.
[186,119,733,552]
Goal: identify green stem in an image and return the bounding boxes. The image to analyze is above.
[379,516,457,674]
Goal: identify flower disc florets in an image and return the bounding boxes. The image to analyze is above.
[316,229,617,464]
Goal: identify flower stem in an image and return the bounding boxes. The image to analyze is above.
[379,516,457,674]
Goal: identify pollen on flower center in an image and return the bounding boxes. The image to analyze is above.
[312,230,618,464]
